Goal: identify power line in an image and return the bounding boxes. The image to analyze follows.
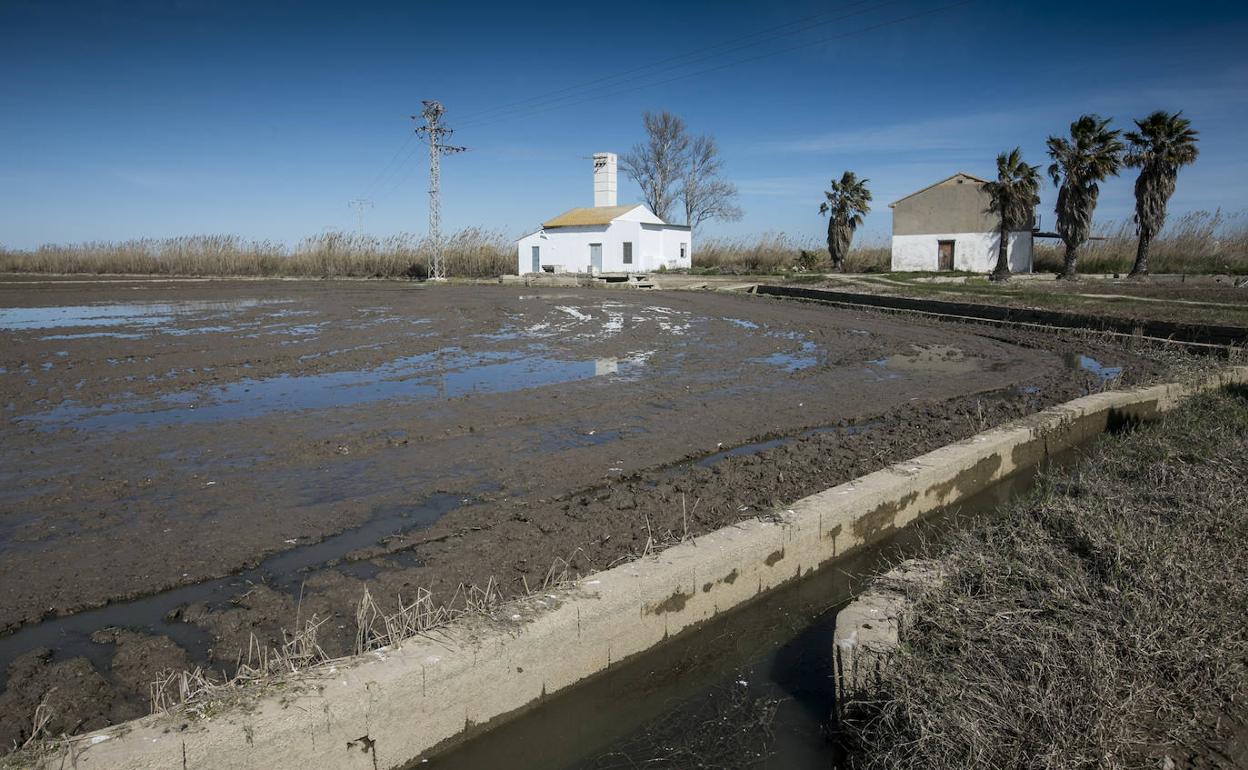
[458,0,974,133]
[355,0,973,208]
[358,132,416,201]
[454,0,902,131]
[453,0,884,126]
[374,140,426,202]
[355,0,921,200]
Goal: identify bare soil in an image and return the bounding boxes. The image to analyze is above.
[0,278,1177,748]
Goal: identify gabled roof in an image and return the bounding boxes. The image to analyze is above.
[889,172,989,208]
[542,204,642,228]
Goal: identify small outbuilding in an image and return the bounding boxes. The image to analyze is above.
[516,153,692,275]
[889,172,1032,273]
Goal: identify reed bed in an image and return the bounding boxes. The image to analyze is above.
[1034,209,1248,275]
[692,232,890,274]
[6,209,1242,280]
[0,228,514,279]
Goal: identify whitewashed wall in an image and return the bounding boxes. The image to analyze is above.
[648,224,693,270]
[516,222,635,274]
[516,207,692,274]
[890,231,1032,273]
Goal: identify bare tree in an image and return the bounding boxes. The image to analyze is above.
[682,135,742,230]
[620,111,689,223]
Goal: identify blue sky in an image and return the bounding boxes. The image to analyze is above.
[2,0,1246,249]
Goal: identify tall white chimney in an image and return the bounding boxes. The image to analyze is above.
[593,152,617,207]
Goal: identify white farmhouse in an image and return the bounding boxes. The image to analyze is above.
[889,172,1032,273]
[516,153,692,274]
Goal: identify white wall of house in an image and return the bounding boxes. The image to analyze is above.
[516,208,692,274]
[516,222,634,274]
[890,231,1032,273]
[646,223,693,270]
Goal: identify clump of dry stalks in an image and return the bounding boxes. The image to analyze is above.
[840,388,1248,769]
[147,552,582,721]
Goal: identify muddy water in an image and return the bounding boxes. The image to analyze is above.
[0,493,463,689]
[419,450,1080,770]
[20,348,650,432]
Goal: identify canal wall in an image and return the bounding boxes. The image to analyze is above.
[40,365,1248,770]
[752,284,1248,348]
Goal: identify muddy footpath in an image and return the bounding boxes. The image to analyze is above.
[0,278,1178,749]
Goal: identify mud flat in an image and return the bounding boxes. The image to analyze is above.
[0,279,1178,747]
[26,360,1246,770]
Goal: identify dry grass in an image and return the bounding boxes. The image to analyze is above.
[841,388,1248,769]
[145,560,563,721]
[6,209,1242,282]
[0,228,514,279]
[1035,209,1248,275]
[693,232,890,274]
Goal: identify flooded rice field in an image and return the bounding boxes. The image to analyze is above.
[0,278,1166,747]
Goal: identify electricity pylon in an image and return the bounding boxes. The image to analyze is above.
[413,101,466,281]
[348,198,372,233]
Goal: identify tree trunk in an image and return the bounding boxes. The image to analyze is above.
[1129,229,1151,278]
[1058,241,1079,280]
[990,227,1011,281]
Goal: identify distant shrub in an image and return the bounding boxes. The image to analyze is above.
[795,249,821,272]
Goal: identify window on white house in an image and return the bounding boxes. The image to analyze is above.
[622,242,633,265]
[680,243,687,259]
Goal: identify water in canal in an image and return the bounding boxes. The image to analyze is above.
[419,449,1082,769]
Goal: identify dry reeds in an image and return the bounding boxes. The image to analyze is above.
[692,231,890,274]
[353,579,504,654]
[841,388,1248,769]
[148,573,514,719]
[1034,209,1248,275]
[0,228,514,279]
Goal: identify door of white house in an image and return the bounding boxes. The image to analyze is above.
[531,245,540,273]
[589,243,602,273]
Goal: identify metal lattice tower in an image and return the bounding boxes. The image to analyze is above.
[347,198,373,233]
[413,101,466,281]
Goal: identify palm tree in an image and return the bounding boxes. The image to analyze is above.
[1124,111,1199,277]
[818,171,872,272]
[983,148,1041,282]
[1046,115,1124,279]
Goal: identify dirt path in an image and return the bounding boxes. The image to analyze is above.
[0,279,1172,748]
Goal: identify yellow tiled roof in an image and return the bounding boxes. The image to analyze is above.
[542,205,638,228]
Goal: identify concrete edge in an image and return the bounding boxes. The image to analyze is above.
[831,559,944,714]
[39,366,1248,770]
[752,284,1248,348]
